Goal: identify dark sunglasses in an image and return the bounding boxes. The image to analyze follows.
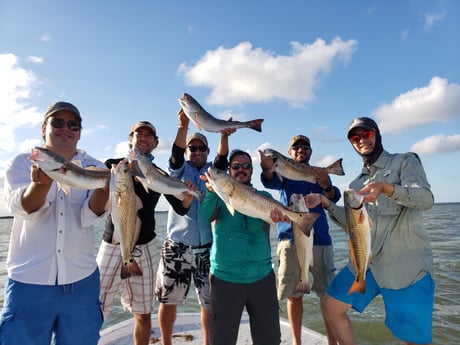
[188,145,208,152]
[349,130,374,144]
[291,144,310,151]
[49,117,81,131]
[230,163,252,170]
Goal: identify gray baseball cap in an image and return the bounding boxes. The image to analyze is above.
[43,101,82,122]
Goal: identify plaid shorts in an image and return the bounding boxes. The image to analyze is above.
[97,240,159,316]
[155,237,211,308]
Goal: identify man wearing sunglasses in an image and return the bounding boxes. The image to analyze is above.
[96,121,195,345]
[2,101,109,344]
[199,149,283,345]
[311,117,434,345]
[155,108,235,345]
[260,134,341,345]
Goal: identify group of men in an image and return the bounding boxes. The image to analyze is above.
[1,100,434,345]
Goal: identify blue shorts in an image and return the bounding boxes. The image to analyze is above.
[0,269,103,345]
[327,266,434,344]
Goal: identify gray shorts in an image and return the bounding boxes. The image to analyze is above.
[277,239,335,300]
[155,237,211,308]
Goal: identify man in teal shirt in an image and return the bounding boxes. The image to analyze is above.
[199,149,282,345]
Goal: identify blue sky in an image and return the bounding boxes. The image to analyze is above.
[0,1,459,214]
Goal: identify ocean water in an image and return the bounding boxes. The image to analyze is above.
[0,203,459,344]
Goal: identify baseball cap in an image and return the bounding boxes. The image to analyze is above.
[186,132,208,146]
[347,117,379,138]
[289,135,310,147]
[43,101,82,122]
[129,121,157,136]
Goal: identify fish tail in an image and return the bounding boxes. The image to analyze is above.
[295,281,310,294]
[120,258,143,279]
[327,158,345,176]
[249,119,264,132]
[347,277,366,295]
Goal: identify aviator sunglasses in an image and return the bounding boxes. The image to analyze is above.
[349,130,374,144]
[49,117,81,131]
[230,163,252,170]
[188,145,208,152]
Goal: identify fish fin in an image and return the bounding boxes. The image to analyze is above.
[249,119,264,132]
[275,172,284,183]
[134,177,150,193]
[189,190,205,202]
[192,112,204,130]
[120,258,143,279]
[348,278,366,295]
[295,212,319,236]
[326,158,345,176]
[57,182,72,196]
[224,201,235,216]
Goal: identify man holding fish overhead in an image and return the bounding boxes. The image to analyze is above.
[1,101,109,345]
[310,117,434,345]
[96,121,195,345]
[155,108,235,345]
[260,134,342,345]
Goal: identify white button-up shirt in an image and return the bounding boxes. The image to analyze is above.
[4,149,107,285]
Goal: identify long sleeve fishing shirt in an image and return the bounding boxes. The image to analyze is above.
[326,150,434,289]
[261,173,341,246]
[166,144,228,247]
[4,150,108,285]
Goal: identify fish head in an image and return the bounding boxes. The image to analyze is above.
[110,159,132,191]
[289,193,308,212]
[28,147,65,171]
[178,93,200,113]
[206,166,235,194]
[344,189,364,209]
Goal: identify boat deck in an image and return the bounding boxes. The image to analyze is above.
[99,312,328,345]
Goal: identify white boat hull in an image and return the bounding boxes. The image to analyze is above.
[99,312,328,345]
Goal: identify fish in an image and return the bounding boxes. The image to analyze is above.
[28,146,110,195]
[263,148,345,183]
[110,159,143,279]
[290,194,314,294]
[178,92,264,133]
[344,189,372,294]
[204,166,319,236]
[127,148,205,201]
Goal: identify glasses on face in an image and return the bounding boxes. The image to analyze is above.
[291,144,310,151]
[349,130,374,144]
[188,145,208,152]
[230,163,252,170]
[49,117,81,131]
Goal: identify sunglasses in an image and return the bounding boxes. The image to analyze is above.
[49,117,81,131]
[291,144,311,151]
[349,130,374,144]
[230,163,252,170]
[188,145,208,152]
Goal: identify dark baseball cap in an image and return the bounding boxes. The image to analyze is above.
[43,101,82,122]
[347,117,379,138]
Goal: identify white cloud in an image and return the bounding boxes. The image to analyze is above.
[178,38,358,108]
[373,77,460,133]
[0,54,42,155]
[423,12,445,29]
[41,33,51,42]
[27,56,44,64]
[410,134,460,155]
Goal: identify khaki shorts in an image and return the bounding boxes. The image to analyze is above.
[97,240,159,316]
[277,239,335,300]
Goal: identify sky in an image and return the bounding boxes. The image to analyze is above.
[0,0,459,215]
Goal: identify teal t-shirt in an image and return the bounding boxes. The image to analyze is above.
[199,190,273,284]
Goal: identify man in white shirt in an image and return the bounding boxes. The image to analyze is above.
[1,101,109,345]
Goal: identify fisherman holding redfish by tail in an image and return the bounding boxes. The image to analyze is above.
[260,134,342,345]
[96,121,197,345]
[307,117,435,345]
[1,101,110,345]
